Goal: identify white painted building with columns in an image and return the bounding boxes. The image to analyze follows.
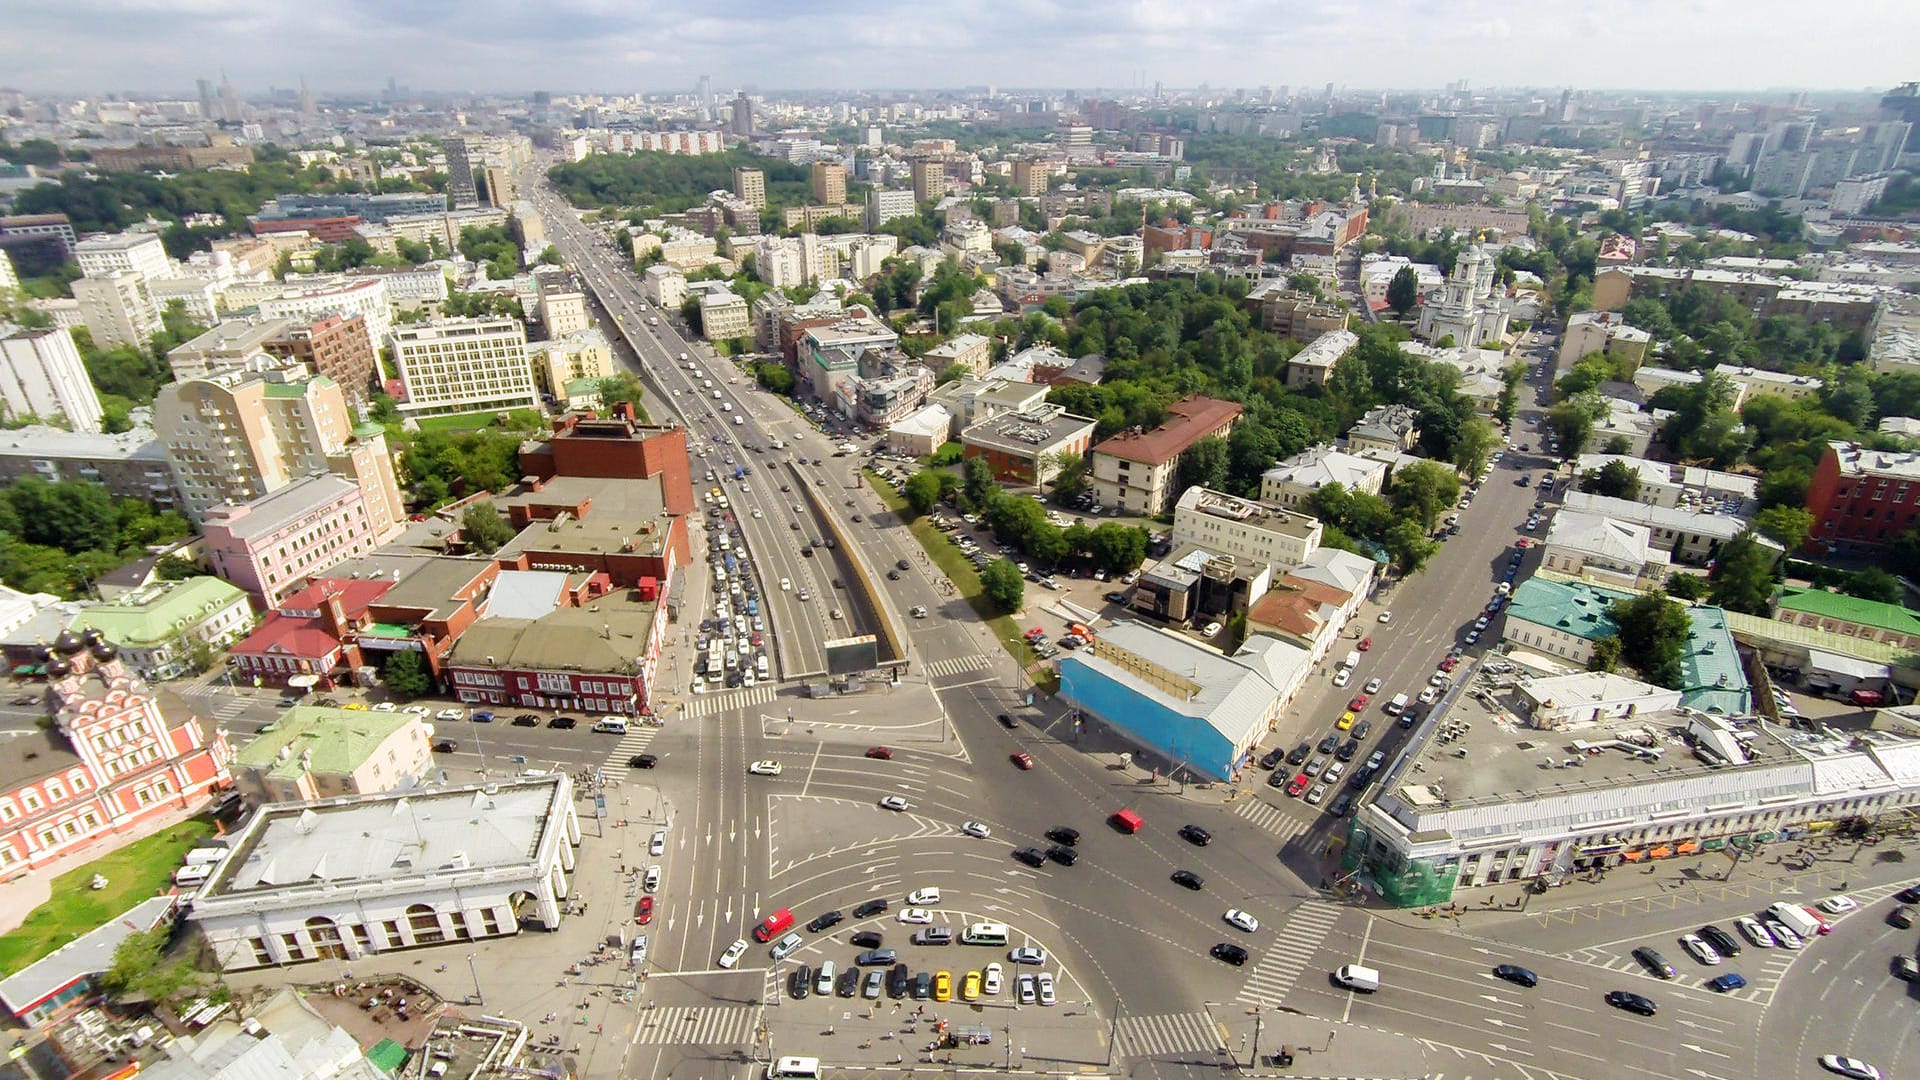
[187,775,580,971]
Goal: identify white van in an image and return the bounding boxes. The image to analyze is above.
[814,959,837,995]
[755,655,769,679]
[1768,901,1827,938]
[1384,693,1410,717]
[1334,964,1380,992]
[173,863,211,887]
[592,717,629,734]
[767,1058,820,1079]
[644,865,661,892]
[182,846,227,867]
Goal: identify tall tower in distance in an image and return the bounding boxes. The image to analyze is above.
[731,92,754,138]
[697,74,713,122]
[445,136,479,209]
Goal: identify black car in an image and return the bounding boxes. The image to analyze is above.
[1105,590,1128,604]
[1046,845,1079,866]
[853,899,890,918]
[549,715,577,729]
[1898,886,1920,905]
[1258,747,1287,770]
[997,713,1017,729]
[887,570,900,580]
[789,967,812,999]
[1287,742,1312,766]
[897,559,912,571]
[1604,990,1656,1016]
[1179,824,1212,846]
[433,739,458,753]
[1045,826,1081,846]
[806,911,844,933]
[1336,738,1360,762]
[512,713,540,727]
[1317,733,1340,755]
[1631,947,1676,979]
[1493,964,1539,988]
[1210,942,1249,966]
[1698,924,1741,957]
[1399,709,1420,729]
[1328,792,1354,817]
[628,753,657,769]
[1013,847,1048,868]
[911,972,933,999]
[837,969,860,997]
[850,931,883,949]
[887,963,910,998]
[1267,768,1290,789]
[1171,870,1204,890]
[1351,719,1373,741]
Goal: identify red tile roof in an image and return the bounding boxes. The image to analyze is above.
[1091,395,1243,465]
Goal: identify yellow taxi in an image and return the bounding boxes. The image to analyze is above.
[961,970,981,1001]
[343,702,369,711]
[934,971,952,1002]
[1336,710,1357,731]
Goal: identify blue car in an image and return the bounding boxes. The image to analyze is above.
[471,710,495,723]
[1707,973,1747,992]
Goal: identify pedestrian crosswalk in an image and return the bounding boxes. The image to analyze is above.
[629,1005,761,1045]
[1235,901,1342,1007]
[598,726,660,782]
[924,654,990,679]
[680,684,777,719]
[1114,1011,1220,1059]
[1234,795,1311,844]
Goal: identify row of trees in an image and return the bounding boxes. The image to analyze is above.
[547,149,811,216]
[0,477,192,598]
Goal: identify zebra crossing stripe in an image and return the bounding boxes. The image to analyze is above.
[1234,796,1305,839]
[925,654,990,679]
[1115,1011,1218,1057]
[683,685,776,719]
[1235,902,1342,1007]
[629,1005,759,1045]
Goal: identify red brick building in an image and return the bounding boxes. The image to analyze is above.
[262,313,379,403]
[1805,441,1920,549]
[517,405,695,521]
[252,216,362,244]
[1,631,232,877]
[228,577,396,689]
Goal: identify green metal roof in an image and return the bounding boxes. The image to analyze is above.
[1680,605,1751,714]
[1776,586,1920,638]
[1505,577,1629,642]
[359,622,413,639]
[365,1039,407,1074]
[234,706,416,780]
[66,577,250,649]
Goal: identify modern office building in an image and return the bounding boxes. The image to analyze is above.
[444,136,479,209]
[71,270,161,351]
[810,161,846,205]
[0,325,104,433]
[387,317,539,417]
[73,232,172,281]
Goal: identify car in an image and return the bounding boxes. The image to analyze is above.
[749,760,783,776]
[1699,924,1741,957]
[548,715,577,729]
[806,911,844,933]
[1817,1057,1882,1080]
[1286,772,1311,797]
[1011,751,1035,770]
[1285,742,1312,766]
[1438,655,1460,672]
[1171,870,1204,890]
[1332,668,1352,687]
[649,828,666,856]
[1735,916,1775,949]
[1046,845,1078,866]
[1336,710,1358,731]
[1348,694,1370,711]
[434,708,465,721]
[865,746,894,760]
[1036,971,1056,1005]
[896,558,912,571]
[961,821,991,839]
[718,939,748,969]
[1363,677,1382,694]
[1492,964,1538,988]
[1201,621,1222,637]
[512,713,540,727]
[962,970,981,1001]
[1306,783,1327,804]
[432,739,458,753]
[1764,918,1804,949]
[898,908,933,924]
[1210,942,1249,966]
[1317,734,1340,755]
[906,887,941,906]
[878,795,910,811]
[789,968,811,999]
[1707,973,1748,992]
[1632,947,1677,979]
[1604,990,1657,1016]
[1178,824,1213,846]
[1257,746,1287,770]
[1896,955,1920,981]
[1679,933,1721,966]
[627,753,657,769]
[1816,895,1858,915]
[1357,637,1373,652]
[1045,826,1080,846]
[1009,947,1047,965]
[849,930,883,949]
[997,713,1017,729]
[1890,905,1915,929]
[1418,685,1441,705]
[1336,738,1360,761]
[1897,886,1920,904]
[983,962,1003,996]
[1012,847,1047,868]
[1016,974,1037,1005]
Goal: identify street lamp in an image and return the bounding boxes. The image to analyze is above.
[465,953,484,1005]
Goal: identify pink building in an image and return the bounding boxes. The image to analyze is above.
[201,475,382,606]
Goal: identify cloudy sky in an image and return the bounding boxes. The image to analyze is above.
[6,0,1917,97]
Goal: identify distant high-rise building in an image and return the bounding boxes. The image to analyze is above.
[697,75,714,122]
[197,78,215,118]
[811,161,846,205]
[1012,159,1049,197]
[445,137,479,209]
[868,189,917,230]
[481,163,517,208]
[731,92,754,137]
[298,77,315,116]
[732,166,766,209]
[217,75,241,123]
[864,126,882,149]
[910,160,946,202]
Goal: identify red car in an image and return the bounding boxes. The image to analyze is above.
[1023,627,1046,641]
[1011,751,1035,770]
[635,896,653,924]
[1514,538,1532,549]
[1286,772,1311,798]
[1438,656,1460,673]
[1357,636,1373,651]
[865,746,894,760]
[1348,694,1370,712]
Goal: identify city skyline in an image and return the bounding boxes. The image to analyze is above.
[4,0,1917,97]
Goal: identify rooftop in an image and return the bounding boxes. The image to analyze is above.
[0,423,169,462]
[961,406,1097,455]
[1290,328,1358,370]
[1826,440,1920,481]
[203,475,361,541]
[494,474,674,559]
[1175,486,1321,539]
[1504,577,1629,642]
[67,577,249,650]
[1262,443,1387,492]
[1681,605,1750,714]
[233,706,420,781]
[1560,491,1749,541]
[1542,510,1668,568]
[448,589,658,676]
[1062,620,1301,746]
[1092,395,1243,465]
[1776,586,1920,638]
[0,897,176,1013]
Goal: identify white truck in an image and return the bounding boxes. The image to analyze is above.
[1333,964,1380,992]
[1340,650,1362,672]
[1768,901,1827,938]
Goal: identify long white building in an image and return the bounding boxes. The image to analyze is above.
[0,325,104,433]
[388,317,538,417]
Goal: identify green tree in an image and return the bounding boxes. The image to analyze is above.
[593,372,649,416]
[3,477,119,553]
[1580,459,1642,501]
[1544,400,1596,459]
[154,554,203,580]
[1387,460,1460,532]
[1386,265,1420,317]
[1174,435,1230,500]
[1588,635,1623,674]
[1840,568,1901,605]
[1085,523,1149,576]
[754,362,796,395]
[903,470,943,516]
[937,362,971,385]
[962,456,997,511]
[460,502,516,554]
[1608,590,1691,689]
[381,650,432,699]
[1664,573,1710,602]
[1707,531,1780,615]
[1383,519,1439,575]
[979,558,1025,614]
[539,245,562,266]
[1753,505,1814,553]
[101,927,195,1005]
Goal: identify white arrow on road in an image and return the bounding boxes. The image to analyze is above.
[1482,1017,1515,1029]
[1672,1018,1719,1031]
[1680,1043,1730,1059]
[1487,1042,1532,1057]
[705,825,713,847]
[695,907,705,927]
[666,915,676,932]
[755,816,763,840]
[729,823,737,844]
[1479,994,1508,1005]
[724,901,734,923]
[1685,1070,1731,1080]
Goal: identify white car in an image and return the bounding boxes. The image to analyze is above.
[1735,916,1775,948]
[750,508,762,519]
[1009,947,1046,965]
[1816,895,1858,915]
[1818,1057,1882,1080]
[982,962,1003,996]
[403,704,432,717]
[907,887,941,905]
[649,828,666,856]
[1224,909,1259,933]
[1036,971,1056,1006]
[879,795,910,812]
[1201,621,1222,637]
[1363,677,1383,695]
[1016,973,1037,1004]
[1679,932,1721,966]
[961,821,992,839]
[1418,686,1441,705]
[780,577,791,591]
[1332,669,1352,687]
[434,708,465,721]
[897,908,934,924]
[718,939,749,969]
[371,702,398,712]
[1377,610,1393,624]
[749,760,783,776]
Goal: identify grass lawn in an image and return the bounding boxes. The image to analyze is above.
[0,818,215,972]
[867,472,1042,684]
[409,409,545,434]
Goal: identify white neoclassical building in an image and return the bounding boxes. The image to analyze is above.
[188,775,579,970]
